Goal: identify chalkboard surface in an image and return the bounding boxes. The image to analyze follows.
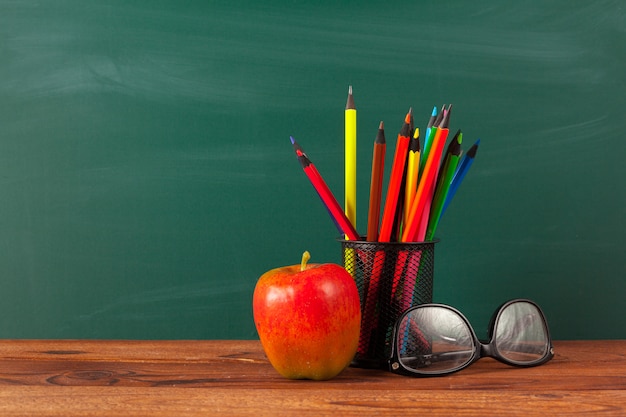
[1,0,624,340]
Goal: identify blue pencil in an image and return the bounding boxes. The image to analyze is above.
[441,139,480,216]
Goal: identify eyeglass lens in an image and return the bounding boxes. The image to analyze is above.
[397,306,475,374]
[397,301,549,374]
[494,301,549,363]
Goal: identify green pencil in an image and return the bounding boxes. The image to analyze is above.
[425,129,462,240]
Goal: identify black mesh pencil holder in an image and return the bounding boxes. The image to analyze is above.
[340,239,437,368]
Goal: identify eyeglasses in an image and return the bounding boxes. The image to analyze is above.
[388,299,554,377]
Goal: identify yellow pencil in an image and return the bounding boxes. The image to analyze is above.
[404,128,420,227]
[345,85,357,236]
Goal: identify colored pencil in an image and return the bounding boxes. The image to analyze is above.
[441,139,480,216]
[389,248,408,306]
[378,108,412,242]
[425,129,463,241]
[291,137,360,241]
[426,105,437,138]
[402,105,452,242]
[393,119,436,308]
[359,248,385,356]
[414,105,452,242]
[345,86,357,235]
[399,250,423,311]
[404,128,421,226]
[366,121,386,241]
[420,105,444,175]
[398,112,454,312]
[291,138,343,235]
[392,162,408,241]
[420,106,437,168]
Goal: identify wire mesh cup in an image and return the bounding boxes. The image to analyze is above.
[340,239,437,368]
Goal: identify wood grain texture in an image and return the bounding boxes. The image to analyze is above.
[0,340,625,416]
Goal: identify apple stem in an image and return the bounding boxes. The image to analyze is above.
[300,251,311,272]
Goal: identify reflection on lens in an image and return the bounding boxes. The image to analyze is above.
[397,306,475,374]
[495,301,549,364]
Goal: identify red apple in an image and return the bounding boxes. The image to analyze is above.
[253,251,361,380]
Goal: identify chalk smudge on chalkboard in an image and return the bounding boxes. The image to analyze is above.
[73,281,250,322]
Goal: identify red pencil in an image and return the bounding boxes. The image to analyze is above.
[291,137,360,241]
[378,108,412,242]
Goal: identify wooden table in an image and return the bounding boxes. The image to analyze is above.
[1,340,625,416]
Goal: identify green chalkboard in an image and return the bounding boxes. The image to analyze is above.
[0,0,624,340]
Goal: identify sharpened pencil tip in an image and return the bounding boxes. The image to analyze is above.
[375,121,386,144]
[290,136,304,154]
[433,108,444,127]
[409,128,420,152]
[404,108,412,124]
[440,104,452,128]
[346,86,355,109]
[466,141,479,158]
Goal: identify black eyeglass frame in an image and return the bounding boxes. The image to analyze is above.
[388,298,555,377]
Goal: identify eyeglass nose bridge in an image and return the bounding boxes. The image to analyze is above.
[478,341,495,359]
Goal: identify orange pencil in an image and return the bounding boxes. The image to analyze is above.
[402,105,452,242]
[366,121,386,241]
[415,106,453,241]
[378,108,412,242]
